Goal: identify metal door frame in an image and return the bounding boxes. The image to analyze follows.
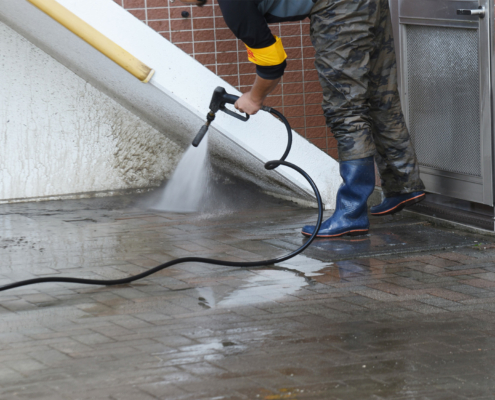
[391,0,494,206]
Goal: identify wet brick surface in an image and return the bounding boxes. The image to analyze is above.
[1,193,495,399]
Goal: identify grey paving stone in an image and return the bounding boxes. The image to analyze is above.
[0,194,494,399]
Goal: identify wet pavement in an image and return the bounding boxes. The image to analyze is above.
[1,191,495,399]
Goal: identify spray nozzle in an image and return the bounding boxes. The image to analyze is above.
[191,116,213,147]
[192,87,250,147]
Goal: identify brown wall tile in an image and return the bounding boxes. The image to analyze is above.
[192,6,214,17]
[127,9,146,20]
[217,64,238,76]
[148,20,169,32]
[147,0,167,7]
[170,19,191,31]
[194,41,216,54]
[284,106,305,117]
[124,0,145,8]
[194,53,216,64]
[283,71,303,83]
[216,40,237,52]
[175,42,193,54]
[306,127,327,138]
[194,29,215,41]
[147,8,169,20]
[170,8,191,19]
[171,30,192,43]
[193,17,215,30]
[221,75,239,87]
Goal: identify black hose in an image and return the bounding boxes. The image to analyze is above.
[0,108,323,293]
[262,106,292,165]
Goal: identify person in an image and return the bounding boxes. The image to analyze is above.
[180,0,426,238]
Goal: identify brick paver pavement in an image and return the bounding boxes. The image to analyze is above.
[1,192,495,399]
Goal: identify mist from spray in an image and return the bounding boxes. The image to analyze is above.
[149,134,209,213]
[143,131,279,217]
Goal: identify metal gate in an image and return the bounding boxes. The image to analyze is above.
[392,0,493,205]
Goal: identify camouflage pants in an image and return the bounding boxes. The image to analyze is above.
[310,0,425,196]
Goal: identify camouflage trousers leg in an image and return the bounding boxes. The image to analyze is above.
[310,0,425,196]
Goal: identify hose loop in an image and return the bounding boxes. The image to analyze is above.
[264,160,280,170]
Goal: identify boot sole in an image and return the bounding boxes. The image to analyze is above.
[301,229,369,238]
[371,193,426,216]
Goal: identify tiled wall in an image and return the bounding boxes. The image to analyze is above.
[112,0,338,160]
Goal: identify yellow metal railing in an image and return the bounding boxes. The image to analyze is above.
[27,0,155,83]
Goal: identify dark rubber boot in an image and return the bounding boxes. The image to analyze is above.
[301,156,375,238]
[370,191,425,216]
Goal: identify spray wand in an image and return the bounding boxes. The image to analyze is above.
[0,87,322,293]
[192,87,292,163]
[192,86,249,147]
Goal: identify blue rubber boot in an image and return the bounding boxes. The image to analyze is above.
[370,191,425,216]
[302,156,375,238]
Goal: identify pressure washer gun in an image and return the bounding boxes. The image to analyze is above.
[192,87,250,147]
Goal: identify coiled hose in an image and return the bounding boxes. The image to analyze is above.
[0,106,323,293]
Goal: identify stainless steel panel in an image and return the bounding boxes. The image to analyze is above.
[406,24,481,177]
[420,166,483,184]
[481,0,493,205]
[399,17,477,29]
[398,0,493,205]
[400,0,480,22]
[420,172,484,202]
[390,0,402,91]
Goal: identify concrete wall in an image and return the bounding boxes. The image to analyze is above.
[0,22,182,203]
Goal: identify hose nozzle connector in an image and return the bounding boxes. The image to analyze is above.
[192,112,215,147]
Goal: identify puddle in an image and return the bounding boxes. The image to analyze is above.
[196,255,333,308]
[153,339,248,366]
